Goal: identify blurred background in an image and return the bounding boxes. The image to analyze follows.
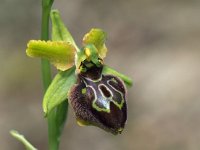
[1,0,200,150]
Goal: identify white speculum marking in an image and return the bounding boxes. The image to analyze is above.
[107,79,125,109]
[98,84,113,99]
[82,76,124,113]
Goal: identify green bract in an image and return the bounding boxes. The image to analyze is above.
[26,9,132,134]
[43,66,76,115]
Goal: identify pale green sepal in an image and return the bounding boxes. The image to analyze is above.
[26,40,75,71]
[43,66,76,116]
[103,65,133,87]
[51,10,79,51]
[10,130,37,150]
[83,28,107,58]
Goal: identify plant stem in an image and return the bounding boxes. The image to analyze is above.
[41,5,51,89]
[41,1,59,150]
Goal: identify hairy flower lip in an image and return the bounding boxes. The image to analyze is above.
[69,65,127,134]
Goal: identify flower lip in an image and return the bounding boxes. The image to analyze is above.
[69,65,127,135]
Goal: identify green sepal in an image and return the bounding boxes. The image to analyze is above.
[26,40,75,71]
[83,28,107,58]
[43,66,76,116]
[103,65,133,87]
[10,130,37,150]
[51,10,79,51]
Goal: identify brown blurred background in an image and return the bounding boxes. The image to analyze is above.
[1,0,200,150]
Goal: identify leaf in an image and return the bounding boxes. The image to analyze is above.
[10,130,37,150]
[43,66,76,116]
[54,101,68,133]
[103,65,133,87]
[47,100,68,144]
[51,10,79,51]
[83,28,107,58]
[26,40,75,71]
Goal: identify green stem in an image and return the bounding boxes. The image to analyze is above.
[41,1,59,150]
[47,110,59,150]
[41,4,51,90]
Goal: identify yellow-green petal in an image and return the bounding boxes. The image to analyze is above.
[26,40,75,71]
[83,28,107,58]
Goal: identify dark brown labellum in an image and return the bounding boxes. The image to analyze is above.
[69,65,127,134]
